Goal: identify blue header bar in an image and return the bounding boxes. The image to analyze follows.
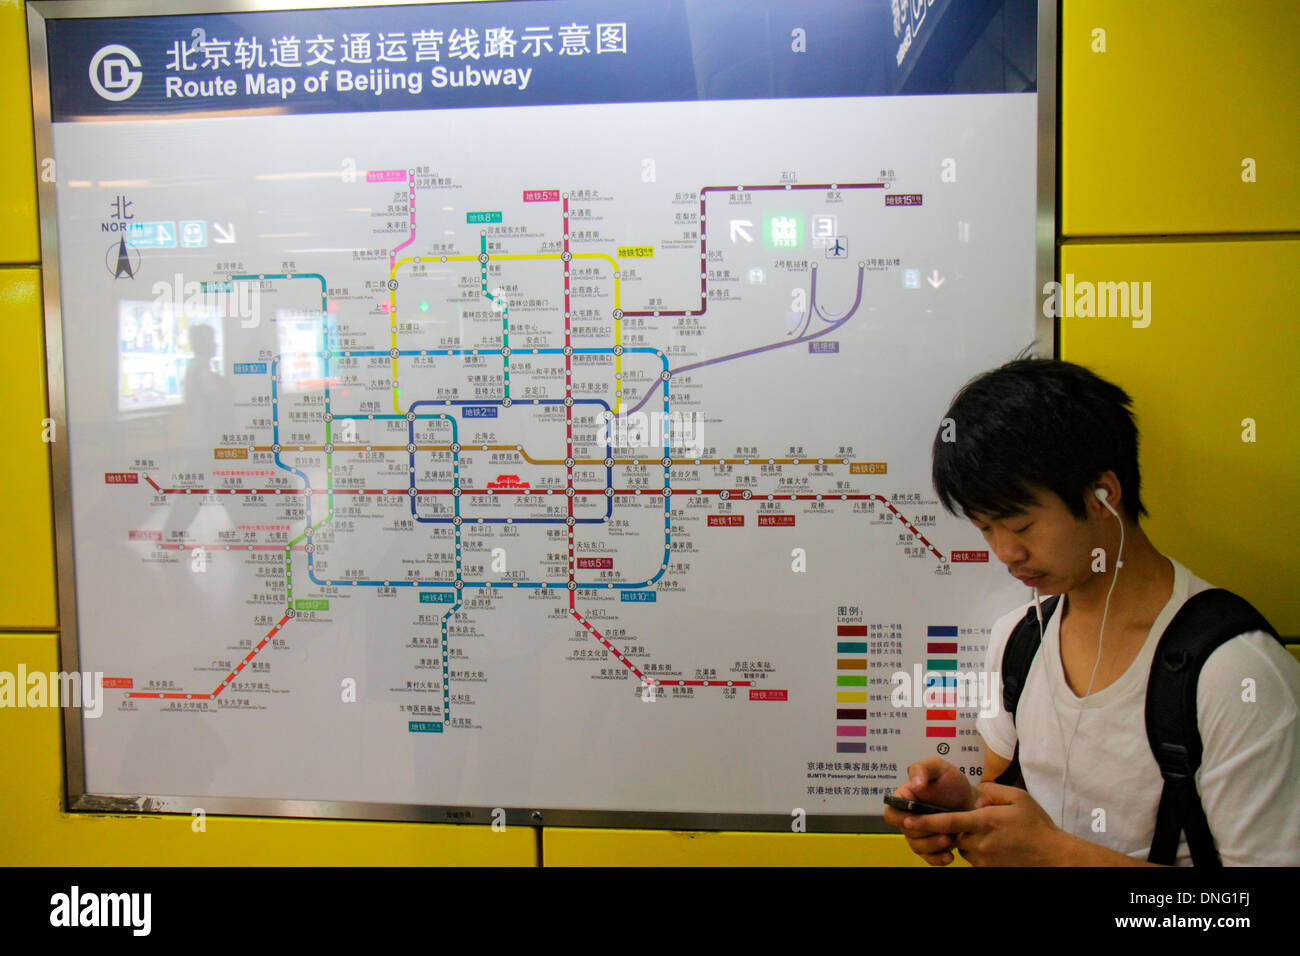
[46,0,1034,121]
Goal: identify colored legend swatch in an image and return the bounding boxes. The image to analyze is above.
[925,625,958,737]
[836,625,868,753]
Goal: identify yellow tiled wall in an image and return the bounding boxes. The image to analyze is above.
[1059,239,1298,634]
[1061,0,1299,235]
[1059,0,1298,637]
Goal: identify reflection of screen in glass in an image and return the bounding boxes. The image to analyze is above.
[276,309,326,392]
[118,300,224,412]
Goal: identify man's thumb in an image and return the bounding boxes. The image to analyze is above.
[974,781,1020,805]
[908,757,946,790]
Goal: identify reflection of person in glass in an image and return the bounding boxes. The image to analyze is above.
[179,323,233,468]
[183,323,220,404]
[167,322,235,540]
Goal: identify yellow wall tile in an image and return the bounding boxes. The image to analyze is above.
[0,0,39,263]
[544,826,966,866]
[0,267,57,629]
[1059,238,1298,635]
[1062,0,1300,235]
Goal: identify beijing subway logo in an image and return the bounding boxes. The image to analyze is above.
[89,44,142,101]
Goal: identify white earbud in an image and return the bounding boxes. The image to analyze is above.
[1093,488,1122,566]
[1094,486,1120,519]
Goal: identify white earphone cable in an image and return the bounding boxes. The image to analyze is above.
[1056,491,1124,831]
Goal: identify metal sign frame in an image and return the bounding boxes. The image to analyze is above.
[30,0,1058,831]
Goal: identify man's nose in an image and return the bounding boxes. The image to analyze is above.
[990,527,1028,566]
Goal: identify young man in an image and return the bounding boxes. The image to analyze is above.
[882,358,1299,865]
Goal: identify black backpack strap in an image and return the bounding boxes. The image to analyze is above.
[994,595,1061,787]
[1146,588,1281,867]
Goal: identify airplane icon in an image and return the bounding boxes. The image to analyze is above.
[826,236,847,259]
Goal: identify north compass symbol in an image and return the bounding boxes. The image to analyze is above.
[107,235,141,279]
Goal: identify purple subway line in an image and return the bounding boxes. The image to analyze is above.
[791,268,853,338]
[625,262,866,416]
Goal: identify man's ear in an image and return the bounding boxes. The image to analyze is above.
[1089,475,1124,520]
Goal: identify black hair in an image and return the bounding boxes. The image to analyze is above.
[931,358,1147,524]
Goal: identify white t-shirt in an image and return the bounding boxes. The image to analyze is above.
[978,556,1300,865]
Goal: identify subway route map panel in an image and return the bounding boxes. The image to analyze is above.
[37,0,1038,827]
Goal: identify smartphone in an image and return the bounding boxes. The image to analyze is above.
[882,794,957,815]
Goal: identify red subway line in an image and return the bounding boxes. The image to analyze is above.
[125,611,292,701]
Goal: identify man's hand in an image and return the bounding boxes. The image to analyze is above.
[883,757,976,866]
[903,781,1065,866]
